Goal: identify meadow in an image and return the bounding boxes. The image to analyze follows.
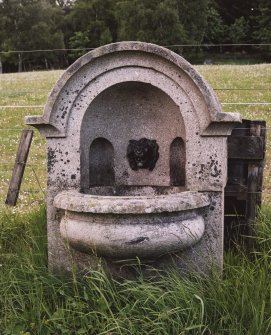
[0,65,271,334]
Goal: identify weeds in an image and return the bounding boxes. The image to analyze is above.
[0,205,271,334]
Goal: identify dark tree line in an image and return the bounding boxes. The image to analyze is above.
[0,0,270,72]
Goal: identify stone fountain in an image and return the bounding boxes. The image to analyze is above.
[26,42,241,275]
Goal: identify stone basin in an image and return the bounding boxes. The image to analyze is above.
[54,186,210,259]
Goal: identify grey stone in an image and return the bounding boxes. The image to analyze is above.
[25,42,241,276]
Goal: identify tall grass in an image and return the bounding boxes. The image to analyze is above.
[0,205,270,334]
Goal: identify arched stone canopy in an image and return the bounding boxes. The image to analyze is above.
[25,42,241,137]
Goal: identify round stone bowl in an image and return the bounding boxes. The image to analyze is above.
[54,186,210,259]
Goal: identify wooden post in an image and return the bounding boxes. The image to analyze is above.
[5,129,34,206]
[245,164,258,249]
[245,122,264,249]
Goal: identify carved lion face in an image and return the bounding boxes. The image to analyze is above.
[133,141,151,167]
[127,138,159,171]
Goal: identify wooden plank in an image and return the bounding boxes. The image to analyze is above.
[227,159,247,186]
[5,129,33,206]
[224,197,246,215]
[245,164,259,249]
[244,122,265,250]
[250,121,266,205]
[225,119,266,251]
[225,184,247,200]
[228,136,264,159]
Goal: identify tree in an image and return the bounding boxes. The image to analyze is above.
[214,0,260,44]
[115,0,186,46]
[203,0,228,44]
[202,0,261,58]
[252,0,271,59]
[216,0,259,25]
[0,0,65,72]
[66,0,116,60]
[253,0,271,43]
[176,0,209,44]
[228,16,249,44]
[51,0,75,8]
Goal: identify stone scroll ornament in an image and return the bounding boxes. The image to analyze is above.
[127,138,159,171]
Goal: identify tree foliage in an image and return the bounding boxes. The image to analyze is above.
[253,0,271,44]
[115,0,186,45]
[0,0,270,72]
[0,0,65,71]
[66,0,116,60]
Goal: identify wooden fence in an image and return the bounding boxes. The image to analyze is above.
[225,119,266,250]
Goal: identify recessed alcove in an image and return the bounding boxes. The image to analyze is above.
[88,137,115,187]
[170,137,186,186]
[80,81,186,188]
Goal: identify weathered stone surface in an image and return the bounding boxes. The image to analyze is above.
[54,189,210,214]
[55,188,209,259]
[59,211,205,259]
[25,42,241,276]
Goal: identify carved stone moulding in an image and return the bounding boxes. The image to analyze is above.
[54,187,210,259]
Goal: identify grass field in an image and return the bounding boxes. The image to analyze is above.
[0,65,271,334]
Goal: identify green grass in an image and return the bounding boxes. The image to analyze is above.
[0,65,271,334]
[0,71,62,210]
[0,205,271,334]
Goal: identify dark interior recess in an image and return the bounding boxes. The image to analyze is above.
[170,137,186,186]
[89,137,115,187]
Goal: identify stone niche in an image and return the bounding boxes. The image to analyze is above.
[26,42,241,276]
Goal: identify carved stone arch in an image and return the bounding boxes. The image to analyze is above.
[25,42,241,137]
